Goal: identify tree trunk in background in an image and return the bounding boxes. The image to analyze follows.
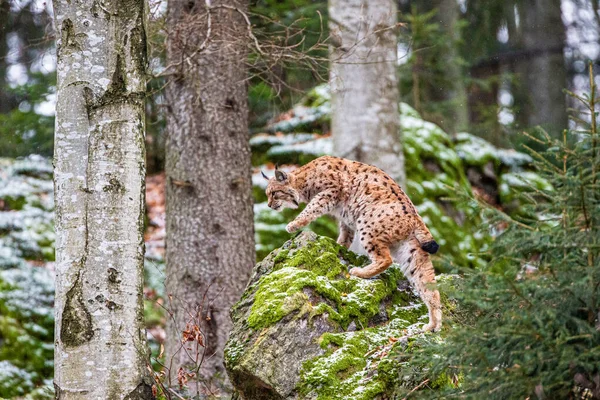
[0,2,16,114]
[329,0,406,186]
[52,0,152,398]
[468,61,501,144]
[432,0,469,134]
[513,0,567,135]
[165,0,255,392]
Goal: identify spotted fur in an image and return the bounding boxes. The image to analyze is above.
[264,156,442,332]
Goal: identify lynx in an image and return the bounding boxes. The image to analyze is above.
[263,156,442,332]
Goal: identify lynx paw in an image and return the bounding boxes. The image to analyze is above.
[286,222,299,233]
[422,321,442,333]
[349,267,364,278]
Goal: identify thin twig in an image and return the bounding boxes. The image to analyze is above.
[402,379,430,399]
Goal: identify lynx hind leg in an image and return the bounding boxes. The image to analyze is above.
[337,222,355,249]
[349,239,393,279]
[394,239,442,332]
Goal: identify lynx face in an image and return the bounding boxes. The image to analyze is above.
[264,170,300,211]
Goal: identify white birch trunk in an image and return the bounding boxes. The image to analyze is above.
[329,0,405,186]
[52,0,153,398]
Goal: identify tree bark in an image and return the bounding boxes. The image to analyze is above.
[468,61,502,144]
[329,0,406,186]
[52,0,152,398]
[431,0,469,134]
[513,0,567,135]
[164,0,255,392]
[0,2,18,114]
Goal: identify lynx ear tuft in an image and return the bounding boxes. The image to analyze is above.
[261,171,269,181]
[275,170,287,182]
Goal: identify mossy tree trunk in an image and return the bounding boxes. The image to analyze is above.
[329,0,406,187]
[164,0,255,391]
[52,0,152,398]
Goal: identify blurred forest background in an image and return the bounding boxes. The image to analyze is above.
[3,0,600,160]
[1,0,600,398]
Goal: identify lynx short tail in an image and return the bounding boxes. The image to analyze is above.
[421,240,439,254]
[413,218,439,254]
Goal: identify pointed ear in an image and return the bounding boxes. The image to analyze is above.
[275,169,288,182]
[261,171,269,181]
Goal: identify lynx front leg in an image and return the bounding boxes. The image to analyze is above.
[286,191,337,233]
[349,239,393,278]
[336,222,354,248]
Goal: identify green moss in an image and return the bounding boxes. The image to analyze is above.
[247,268,321,329]
[299,333,373,399]
[297,318,463,400]
[254,205,339,261]
[388,301,427,325]
[224,338,246,367]
[2,195,27,210]
[298,320,421,400]
[247,236,402,331]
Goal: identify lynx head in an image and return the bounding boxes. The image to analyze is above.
[263,168,300,211]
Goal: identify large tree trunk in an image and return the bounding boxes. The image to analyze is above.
[52,0,152,398]
[164,0,255,392]
[329,0,405,186]
[432,0,469,134]
[513,0,567,135]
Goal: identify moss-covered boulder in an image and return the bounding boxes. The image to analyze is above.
[225,232,458,399]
